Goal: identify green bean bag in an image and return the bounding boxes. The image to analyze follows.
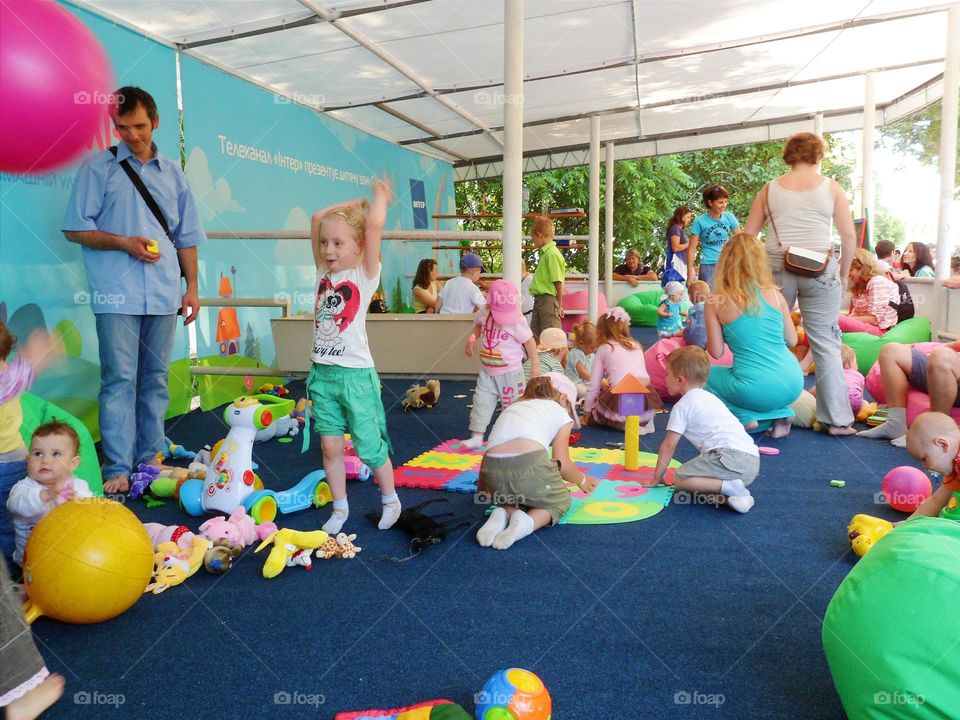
[618,290,664,327]
[18,392,103,495]
[823,517,960,718]
[843,316,931,375]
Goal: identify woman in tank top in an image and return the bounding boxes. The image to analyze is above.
[744,132,858,435]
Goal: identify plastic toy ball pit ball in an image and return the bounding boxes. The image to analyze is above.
[881,466,932,513]
[823,517,960,719]
[475,668,551,720]
[22,499,154,624]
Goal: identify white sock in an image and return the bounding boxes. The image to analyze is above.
[726,493,755,513]
[492,510,535,550]
[477,507,508,547]
[378,492,402,530]
[720,479,749,497]
[890,434,907,448]
[460,434,485,450]
[322,499,349,534]
[857,407,906,439]
[639,417,656,435]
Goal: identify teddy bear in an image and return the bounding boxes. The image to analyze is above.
[198,506,273,547]
[402,379,440,411]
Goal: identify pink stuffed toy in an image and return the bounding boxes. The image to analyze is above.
[198,507,275,547]
[143,522,201,551]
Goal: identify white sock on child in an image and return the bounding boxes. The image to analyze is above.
[460,434,485,450]
[857,407,906,440]
[322,499,349,534]
[477,507,508,546]
[492,509,535,550]
[378,492,402,530]
[720,479,749,497]
[639,416,656,435]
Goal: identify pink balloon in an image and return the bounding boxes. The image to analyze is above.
[881,466,932,513]
[0,0,115,173]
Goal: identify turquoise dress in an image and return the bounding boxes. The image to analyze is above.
[706,292,803,431]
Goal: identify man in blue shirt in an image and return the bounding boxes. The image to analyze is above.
[63,87,205,494]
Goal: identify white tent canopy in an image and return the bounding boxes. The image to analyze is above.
[78,0,955,180]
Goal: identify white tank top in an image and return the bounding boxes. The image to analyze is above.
[765,177,835,270]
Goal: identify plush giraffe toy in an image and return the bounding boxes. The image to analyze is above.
[316,532,362,560]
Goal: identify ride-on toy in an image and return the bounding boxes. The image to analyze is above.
[179,395,333,523]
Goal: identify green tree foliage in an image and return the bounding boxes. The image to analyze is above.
[879,101,959,196]
[873,205,905,247]
[455,135,858,273]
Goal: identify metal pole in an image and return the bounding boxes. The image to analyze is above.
[813,112,823,137]
[589,116,600,322]
[861,72,876,249]
[604,142,615,307]
[936,5,959,282]
[501,0,524,289]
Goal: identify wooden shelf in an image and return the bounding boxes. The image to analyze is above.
[432,211,586,219]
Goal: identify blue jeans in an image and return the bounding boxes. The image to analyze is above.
[0,458,26,567]
[95,313,177,480]
[697,263,717,289]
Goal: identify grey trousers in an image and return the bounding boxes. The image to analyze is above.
[774,257,854,428]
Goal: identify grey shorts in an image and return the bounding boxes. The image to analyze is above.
[674,447,760,486]
[479,449,572,525]
[909,348,960,407]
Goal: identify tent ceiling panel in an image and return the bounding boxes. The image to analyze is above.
[76,0,953,173]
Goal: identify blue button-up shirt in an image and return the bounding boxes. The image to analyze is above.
[62,141,205,315]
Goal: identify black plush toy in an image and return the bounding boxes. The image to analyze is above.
[366,498,472,560]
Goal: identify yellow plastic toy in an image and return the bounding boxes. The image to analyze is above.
[255,528,329,578]
[146,239,160,254]
[847,514,895,557]
[145,536,210,594]
[22,498,154,624]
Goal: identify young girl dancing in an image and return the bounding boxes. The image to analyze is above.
[461,279,540,449]
[308,179,401,534]
[476,374,596,549]
[582,307,659,433]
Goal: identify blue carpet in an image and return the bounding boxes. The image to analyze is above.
[31,326,920,719]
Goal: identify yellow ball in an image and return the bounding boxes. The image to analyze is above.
[22,498,154,624]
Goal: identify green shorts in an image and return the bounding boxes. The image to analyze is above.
[479,449,572,525]
[306,364,393,470]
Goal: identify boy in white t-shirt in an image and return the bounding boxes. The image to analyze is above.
[651,346,760,513]
[439,253,486,314]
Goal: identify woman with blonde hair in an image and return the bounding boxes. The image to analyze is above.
[705,233,803,438]
[745,131,858,435]
[837,249,900,335]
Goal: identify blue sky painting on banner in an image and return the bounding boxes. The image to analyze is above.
[179,56,458,367]
[0,3,180,430]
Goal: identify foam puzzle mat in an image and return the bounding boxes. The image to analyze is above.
[395,440,677,525]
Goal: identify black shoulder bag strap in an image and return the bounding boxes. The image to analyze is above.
[109,146,173,244]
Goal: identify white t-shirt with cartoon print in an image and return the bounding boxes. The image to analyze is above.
[311,264,379,368]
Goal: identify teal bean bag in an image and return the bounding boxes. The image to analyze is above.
[18,392,103,495]
[843,316,931,375]
[823,517,960,718]
[618,290,664,327]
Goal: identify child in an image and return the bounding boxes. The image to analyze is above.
[476,374,597,549]
[688,183,741,288]
[651,346,760,513]
[0,322,60,568]
[523,327,566,382]
[7,422,93,565]
[904,412,960,520]
[461,279,540,449]
[657,280,686,339]
[308,179,401,533]
[682,280,709,349]
[438,253,486,314]
[583,307,658,432]
[809,344,865,417]
[565,319,597,400]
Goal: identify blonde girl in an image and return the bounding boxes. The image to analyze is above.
[837,249,900,336]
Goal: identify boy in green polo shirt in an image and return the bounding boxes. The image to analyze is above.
[529,216,566,339]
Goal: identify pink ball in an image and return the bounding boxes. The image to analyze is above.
[0,0,115,173]
[881,466,932,513]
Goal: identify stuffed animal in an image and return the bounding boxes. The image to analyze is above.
[145,537,210,594]
[402,379,441,411]
[316,532,362,560]
[365,498,470,559]
[199,506,272,547]
[255,528,330,578]
[203,539,243,575]
[144,523,201,552]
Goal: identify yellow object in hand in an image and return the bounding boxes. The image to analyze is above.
[146,239,160,254]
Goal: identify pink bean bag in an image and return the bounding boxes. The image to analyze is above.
[865,342,960,427]
[644,337,734,401]
[561,290,607,333]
